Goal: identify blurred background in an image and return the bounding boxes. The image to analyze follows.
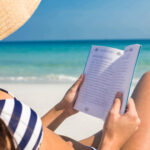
[0,0,150,85]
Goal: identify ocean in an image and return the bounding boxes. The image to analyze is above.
[0,40,149,85]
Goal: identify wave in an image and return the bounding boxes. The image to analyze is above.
[0,74,78,83]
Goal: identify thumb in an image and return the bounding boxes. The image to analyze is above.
[126,98,138,115]
[71,74,84,92]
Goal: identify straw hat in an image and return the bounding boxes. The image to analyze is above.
[0,0,41,40]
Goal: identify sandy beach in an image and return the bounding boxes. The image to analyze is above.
[0,83,104,141]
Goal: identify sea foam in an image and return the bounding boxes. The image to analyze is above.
[0,74,77,83]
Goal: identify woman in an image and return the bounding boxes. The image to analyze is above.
[1,71,150,150]
[0,1,148,149]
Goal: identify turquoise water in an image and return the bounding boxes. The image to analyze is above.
[0,40,149,83]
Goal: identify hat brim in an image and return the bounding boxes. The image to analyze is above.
[0,0,41,40]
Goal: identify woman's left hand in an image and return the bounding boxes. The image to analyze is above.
[98,93,140,150]
[58,74,84,117]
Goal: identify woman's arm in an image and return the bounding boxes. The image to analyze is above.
[98,92,140,150]
[79,131,103,149]
[41,74,84,131]
[40,126,96,150]
[40,93,140,150]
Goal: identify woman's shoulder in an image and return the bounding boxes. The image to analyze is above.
[0,88,43,149]
[0,88,14,100]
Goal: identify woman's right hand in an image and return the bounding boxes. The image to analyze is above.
[98,92,141,150]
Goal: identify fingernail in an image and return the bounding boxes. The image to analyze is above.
[116,92,122,99]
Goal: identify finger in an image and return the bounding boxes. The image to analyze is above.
[115,92,123,100]
[111,92,122,114]
[71,74,84,92]
[126,98,138,115]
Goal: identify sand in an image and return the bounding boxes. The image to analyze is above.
[0,83,103,141]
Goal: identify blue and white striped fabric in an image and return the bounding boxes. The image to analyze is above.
[0,89,43,150]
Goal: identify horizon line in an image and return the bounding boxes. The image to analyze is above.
[2,38,150,43]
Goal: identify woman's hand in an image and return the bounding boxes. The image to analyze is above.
[42,74,84,131]
[58,74,84,117]
[98,92,141,150]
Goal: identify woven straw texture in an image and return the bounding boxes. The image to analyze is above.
[0,0,41,40]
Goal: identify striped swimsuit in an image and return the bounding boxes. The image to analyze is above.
[0,89,43,150]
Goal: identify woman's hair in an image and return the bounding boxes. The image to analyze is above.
[0,118,18,150]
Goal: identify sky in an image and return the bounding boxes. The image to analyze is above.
[4,0,150,41]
